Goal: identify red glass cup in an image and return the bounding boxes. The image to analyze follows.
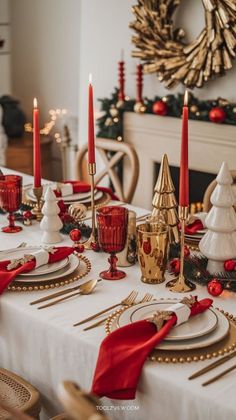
[0,175,23,233]
[97,206,128,280]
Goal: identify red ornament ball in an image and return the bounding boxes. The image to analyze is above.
[23,210,33,219]
[152,100,168,116]
[224,259,236,272]
[170,258,180,275]
[207,279,223,296]
[75,244,85,253]
[209,107,226,124]
[184,245,190,258]
[91,242,100,252]
[69,228,82,243]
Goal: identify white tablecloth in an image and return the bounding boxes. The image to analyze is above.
[0,168,236,420]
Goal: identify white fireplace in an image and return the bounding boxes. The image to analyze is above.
[123,112,236,209]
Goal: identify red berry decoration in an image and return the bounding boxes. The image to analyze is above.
[152,100,168,116]
[23,210,33,219]
[75,244,85,253]
[184,245,190,258]
[209,107,226,124]
[224,259,236,272]
[91,242,100,252]
[170,258,180,275]
[207,278,223,296]
[69,228,82,243]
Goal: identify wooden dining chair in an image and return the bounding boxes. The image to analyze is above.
[0,368,41,419]
[75,138,139,203]
[57,381,108,420]
[203,170,236,212]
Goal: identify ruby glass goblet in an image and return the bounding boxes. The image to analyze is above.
[97,206,128,280]
[0,175,23,233]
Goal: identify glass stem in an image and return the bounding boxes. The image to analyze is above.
[108,252,118,275]
[8,212,15,228]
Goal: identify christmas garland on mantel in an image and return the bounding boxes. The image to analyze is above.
[97,89,236,142]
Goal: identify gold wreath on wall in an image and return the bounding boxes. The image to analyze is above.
[130,0,236,89]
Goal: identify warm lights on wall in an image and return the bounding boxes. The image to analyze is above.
[24,108,67,143]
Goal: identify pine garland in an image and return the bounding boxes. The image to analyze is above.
[97,89,236,141]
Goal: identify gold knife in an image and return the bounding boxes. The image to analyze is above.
[202,363,236,386]
[188,350,236,380]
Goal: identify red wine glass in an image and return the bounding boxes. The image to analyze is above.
[97,206,128,280]
[0,175,23,233]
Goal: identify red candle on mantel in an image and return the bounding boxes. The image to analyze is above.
[136,63,143,103]
[88,74,95,164]
[118,49,125,102]
[179,90,189,207]
[33,98,41,188]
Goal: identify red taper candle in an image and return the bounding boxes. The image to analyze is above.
[118,50,125,102]
[88,74,95,164]
[179,90,189,207]
[136,63,143,103]
[33,98,41,188]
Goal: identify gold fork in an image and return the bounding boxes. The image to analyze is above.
[83,292,154,331]
[73,290,138,327]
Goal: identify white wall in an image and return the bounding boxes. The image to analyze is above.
[10,0,81,179]
[0,0,11,94]
[78,0,236,144]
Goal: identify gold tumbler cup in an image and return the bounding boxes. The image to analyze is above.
[137,222,169,284]
[117,210,137,267]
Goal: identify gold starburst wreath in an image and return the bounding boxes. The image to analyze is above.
[130,0,236,89]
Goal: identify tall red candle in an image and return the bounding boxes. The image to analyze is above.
[118,50,125,102]
[88,74,95,164]
[179,90,189,207]
[136,63,143,103]
[33,98,41,188]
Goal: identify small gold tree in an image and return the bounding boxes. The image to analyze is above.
[152,154,180,244]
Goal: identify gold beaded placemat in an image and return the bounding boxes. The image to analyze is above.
[8,254,91,292]
[105,307,236,363]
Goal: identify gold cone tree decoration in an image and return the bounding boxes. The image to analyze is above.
[152,154,180,244]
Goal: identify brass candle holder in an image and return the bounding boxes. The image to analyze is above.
[31,186,43,221]
[83,163,97,249]
[166,206,196,292]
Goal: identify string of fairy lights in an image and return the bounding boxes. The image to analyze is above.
[24,108,68,143]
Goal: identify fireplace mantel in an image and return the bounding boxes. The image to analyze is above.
[123,112,236,209]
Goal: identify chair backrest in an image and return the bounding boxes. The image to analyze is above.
[203,170,236,212]
[57,381,108,420]
[75,138,139,203]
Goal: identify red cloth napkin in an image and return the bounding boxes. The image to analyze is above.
[0,246,74,294]
[185,219,204,235]
[54,180,119,201]
[92,297,213,400]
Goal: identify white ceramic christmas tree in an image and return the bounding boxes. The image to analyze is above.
[199,162,236,274]
[40,186,63,244]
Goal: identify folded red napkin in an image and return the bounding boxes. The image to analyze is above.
[185,219,204,235]
[54,180,119,201]
[92,297,212,400]
[0,246,74,294]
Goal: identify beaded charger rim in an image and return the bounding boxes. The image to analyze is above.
[130,0,236,89]
[105,300,236,363]
[22,185,111,210]
[8,254,91,292]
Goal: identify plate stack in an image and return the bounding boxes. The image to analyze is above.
[184,229,206,249]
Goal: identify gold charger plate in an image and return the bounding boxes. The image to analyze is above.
[8,254,91,292]
[105,306,236,363]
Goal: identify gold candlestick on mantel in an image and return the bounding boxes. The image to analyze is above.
[31,186,43,221]
[166,206,196,293]
[83,163,97,249]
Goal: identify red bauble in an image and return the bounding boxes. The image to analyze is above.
[152,100,168,116]
[209,107,226,123]
[69,228,82,243]
[75,244,85,253]
[207,278,223,296]
[23,210,33,219]
[91,242,100,252]
[184,245,190,258]
[170,258,180,275]
[224,259,236,272]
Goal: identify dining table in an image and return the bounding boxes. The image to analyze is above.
[0,167,236,420]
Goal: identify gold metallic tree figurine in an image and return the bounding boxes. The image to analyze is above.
[152,154,180,244]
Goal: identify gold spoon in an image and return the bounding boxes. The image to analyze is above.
[37,279,101,309]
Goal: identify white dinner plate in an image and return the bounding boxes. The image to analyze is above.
[16,254,79,283]
[64,189,103,204]
[117,301,218,341]
[24,184,97,203]
[114,301,229,350]
[1,246,70,276]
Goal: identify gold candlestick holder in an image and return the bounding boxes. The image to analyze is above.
[31,186,43,221]
[83,163,97,250]
[166,206,196,292]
